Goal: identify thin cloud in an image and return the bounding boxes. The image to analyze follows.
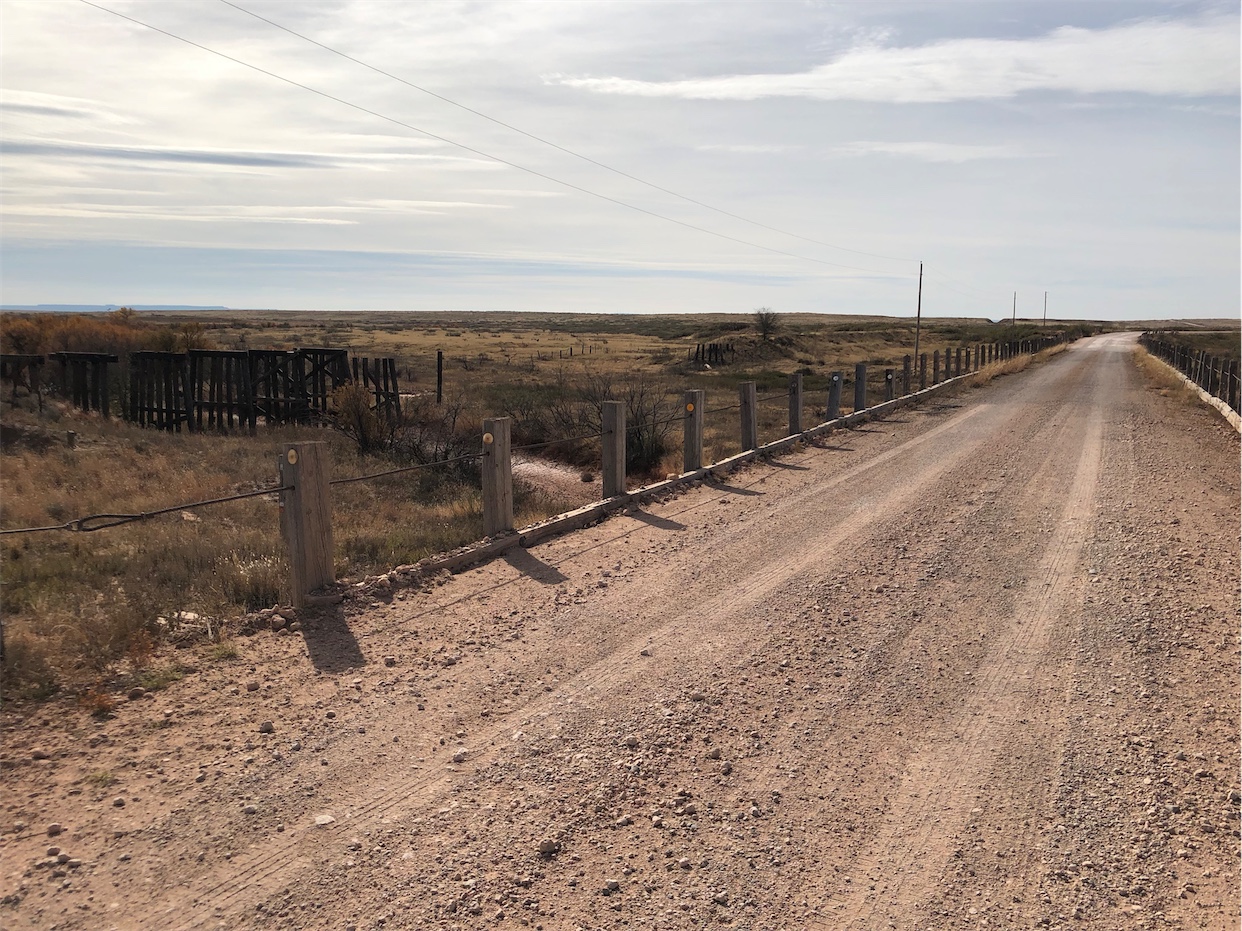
[695,144,803,154]
[831,141,1039,163]
[553,14,1239,103]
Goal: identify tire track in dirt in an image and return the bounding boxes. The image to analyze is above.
[165,402,1011,928]
[828,386,1105,927]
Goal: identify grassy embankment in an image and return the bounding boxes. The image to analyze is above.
[0,309,1095,700]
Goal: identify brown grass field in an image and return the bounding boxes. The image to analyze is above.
[0,308,1110,700]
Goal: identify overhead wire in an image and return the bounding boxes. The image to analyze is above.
[219,0,915,267]
[79,0,901,278]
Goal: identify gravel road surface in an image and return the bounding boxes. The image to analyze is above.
[2,333,1238,931]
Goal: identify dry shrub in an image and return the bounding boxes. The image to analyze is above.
[1131,347,1201,405]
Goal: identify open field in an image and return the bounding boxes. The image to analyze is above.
[0,334,1236,931]
[0,309,1095,701]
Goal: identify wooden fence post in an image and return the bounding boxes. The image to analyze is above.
[482,417,513,536]
[884,368,895,401]
[827,372,842,420]
[739,382,758,450]
[902,355,911,395]
[436,350,444,404]
[933,350,941,384]
[919,353,927,390]
[279,441,333,608]
[853,363,867,412]
[683,390,704,472]
[788,373,803,435]
[602,400,626,498]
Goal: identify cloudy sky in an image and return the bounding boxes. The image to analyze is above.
[1,0,1238,320]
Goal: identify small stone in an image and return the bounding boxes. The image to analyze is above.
[689,690,706,702]
[46,846,60,857]
[677,857,692,870]
[112,797,125,808]
[66,859,82,869]
[452,750,468,764]
[325,710,336,719]
[639,649,651,657]
[195,772,206,784]
[622,735,639,749]
[57,853,70,864]
[713,891,730,906]
[537,838,560,857]
[614,816,632,828]
[118,853,131,862]
[245,681,260,692]
[1174,751,1187,761]
[384,656,396,667]
[288,622,301,633]
[31,748,50,761]
[258,721,274,734]
[314,814,336,826]
[242,804,257,815]
[291,740,302,751]
[127,687,146,701]
[603,879,621,893]
[721,762,733,776]
[1228,789,1240,804]
[705,748,721,760]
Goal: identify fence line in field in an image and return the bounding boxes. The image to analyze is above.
[1,335,1068,608]
[1138,333,1240,415]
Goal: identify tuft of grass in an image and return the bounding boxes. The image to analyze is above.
[77,680,116,718]
[137,665,184,692]
[85,769,117,788]
[207,640,239,662]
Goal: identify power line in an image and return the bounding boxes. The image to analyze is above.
[219,0,914,267]
[78,0,900,279]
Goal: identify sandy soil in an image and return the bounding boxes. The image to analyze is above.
[2,333,1238,931]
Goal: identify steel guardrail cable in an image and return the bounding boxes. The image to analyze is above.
[0,484,292,536]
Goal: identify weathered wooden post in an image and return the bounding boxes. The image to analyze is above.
[279,441,333,609]
[788,373,803,435]
[884,368,895,401]
[436,350,444,404]
[739,382,758,450]
[902,355,911,395]
[933,350,941,384]
[602,400,626,498]
[683,389,704,472]
[919,353,927,390]
[482,417,513,535]
[965,347,972,373]
[955,347,963,377]
[827,372,842,420]
[853,363,867,411]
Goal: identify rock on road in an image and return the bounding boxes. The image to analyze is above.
[2,333,1238,931]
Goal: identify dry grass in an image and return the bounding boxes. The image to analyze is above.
[1,310,1092,701]
[1131,346,1203,406]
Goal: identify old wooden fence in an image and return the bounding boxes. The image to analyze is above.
[1138,333,1240,414]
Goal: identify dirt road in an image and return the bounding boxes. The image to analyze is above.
[3,334,1238,931]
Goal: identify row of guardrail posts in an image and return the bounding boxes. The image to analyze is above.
[279,337,1064,605]
[1138,334,1240,414]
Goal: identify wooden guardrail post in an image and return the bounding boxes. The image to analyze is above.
[683,390,704,472]
[933,350,941,383]
[853,363,867,411]
[482,417,513,535]
[739,382,758,450]
[788,373,803,435]
[919,353,927,390]
[827,371,842,420]
[902,355,911,395]
[602,400,626,498]
[884,368,895,401]
[965,347,972,373]
[954,347,963,377]
[279,441,333,608]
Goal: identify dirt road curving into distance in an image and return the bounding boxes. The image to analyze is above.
[3,333,1238,931]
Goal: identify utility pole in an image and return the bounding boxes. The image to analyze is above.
[1043,291,1048,327]
[913,262,923,365]
[1012,291,1017,326]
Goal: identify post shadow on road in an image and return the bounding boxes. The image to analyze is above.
[298,604,366,674]
[503,547,569,584]
[626,507,686,531]
[703,477,763,497]
[768,459,811,471]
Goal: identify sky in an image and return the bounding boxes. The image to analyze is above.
[1,0,1238,321]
